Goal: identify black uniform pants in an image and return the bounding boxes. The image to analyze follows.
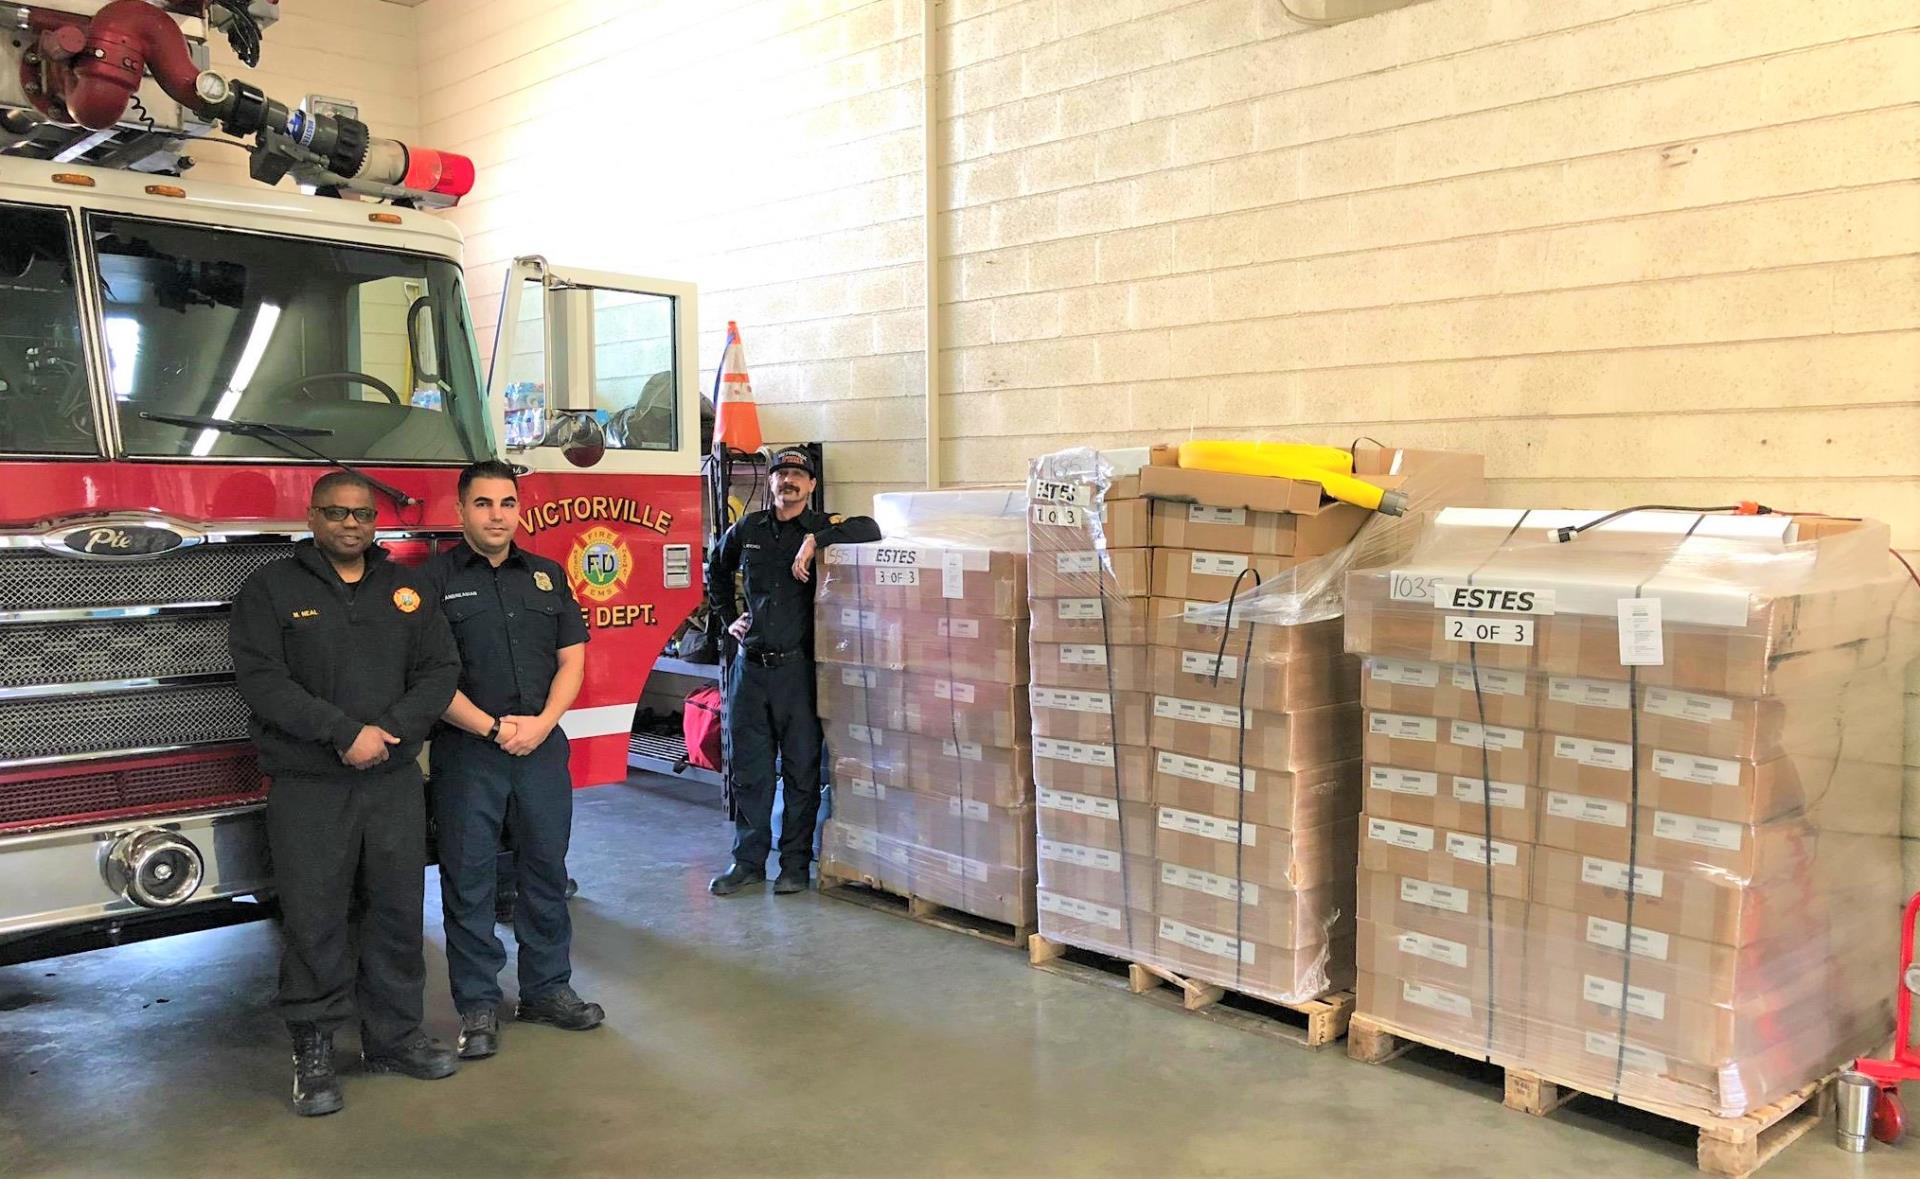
[728,653,822,873]
[266,767,426,1051]
[432,730,574,1012]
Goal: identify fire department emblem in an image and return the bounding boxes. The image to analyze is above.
[533,570,554,592]
[567,526,631,604]
[392,586,421,613]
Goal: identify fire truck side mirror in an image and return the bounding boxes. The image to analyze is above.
[543,410,606,469]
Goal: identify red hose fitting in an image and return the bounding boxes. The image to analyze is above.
[64,0,209,131]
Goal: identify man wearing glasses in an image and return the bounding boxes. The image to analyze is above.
[228,472,463,1116]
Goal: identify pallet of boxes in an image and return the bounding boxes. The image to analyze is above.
[813,489,1037,947]
[1025,444,1485,1048]
[1343,507,1914,1177]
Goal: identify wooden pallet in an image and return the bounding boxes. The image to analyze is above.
[1346,1012,1838,1177]
[1027,934,1354,1050]
[816,869,1033,950]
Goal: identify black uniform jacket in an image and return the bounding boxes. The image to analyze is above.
[228,540,461,780]
[423,539,590,721]
[706,508,881,655]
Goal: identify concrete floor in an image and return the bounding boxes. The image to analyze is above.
[1,777,1911,1179]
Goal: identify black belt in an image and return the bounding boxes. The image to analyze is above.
[742,648,808,667]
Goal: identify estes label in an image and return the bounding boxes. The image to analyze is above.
[1433,583,1556,614]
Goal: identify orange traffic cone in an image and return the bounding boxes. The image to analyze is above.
[712,320,764,455]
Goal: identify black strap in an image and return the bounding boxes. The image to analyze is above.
[1211,567,1264,991]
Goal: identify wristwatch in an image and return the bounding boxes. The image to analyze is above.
[485,718,501,742]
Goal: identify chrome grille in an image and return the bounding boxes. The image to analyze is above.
[0,751,265,832]
[0,541,294,611]
[0,613,233,687]
[0,682,251,761]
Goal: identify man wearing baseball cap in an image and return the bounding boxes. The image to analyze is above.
[705,449,880,895]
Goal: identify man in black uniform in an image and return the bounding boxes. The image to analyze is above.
[427,460,603,1061]
[227,472,463,1117]
[707,448,880,896]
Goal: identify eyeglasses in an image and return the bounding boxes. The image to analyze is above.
[314,506,379,523]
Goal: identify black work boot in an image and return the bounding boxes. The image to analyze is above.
[362,1031,459,1080]
[289,1024,343,1117]
[457,1008,499,1060]
[708,862,765,896]
[517,985,605,1031]
[773,865,810,895]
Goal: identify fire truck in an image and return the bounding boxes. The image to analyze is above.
[0,2,705,963]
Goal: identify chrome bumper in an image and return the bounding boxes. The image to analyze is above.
[0,805,270,938]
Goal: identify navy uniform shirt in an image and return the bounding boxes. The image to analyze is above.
[425,540,589,719]
[706,508,880,656]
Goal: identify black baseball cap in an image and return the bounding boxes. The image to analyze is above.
[770,449,816,478]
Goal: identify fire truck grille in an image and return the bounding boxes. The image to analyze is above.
[0,682,253,762]
[0,614,235,687]
[0,751,265,832]
[0,542,295,611]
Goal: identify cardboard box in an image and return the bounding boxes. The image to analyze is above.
[1356,867,1512,928]
[824,719,912,776]
[1361,657,1536,729]
[902,614,1031,683]
[901,673,1030,747]
[1342,595,1535,671]
[1537,736,1809,825]
[1148,500,1297,556]
[1029,495,1150,552]
[816,663,911,730]
[1150,547,1305,603]
[1356,916,1525,1002]
[1140,445,1482,520]
[906,737,1033,807]
[1363,764,1539,843]
[1152,757,1362,831]
[1029,593,1153,646]
[820,542,1028,618]
[1029,547,1151,599]
[1151,698,1363,772]
[1533,613,1888,698]
[1151,812,1357,890]
[1155,918,1355,1001]
[913,797,1034,869]
[1155,866,1354,949]
[1530,845,1818,946]
[1362,711,1539,783]
[1534,800,1811,881]
[1030,686,1152,745]
[827,777,917,843]
[1030,737,1153,801]
[1037,890,1156,958]
[1030,642,1154,692]
[1037,847,1155,911]
[1359,814,1533,899]
[1036,792,1155,854]
[1357,970,1525,1061]
[1151,599,1346,660]
[1152,646,1359,712]
[1525,902,1822,1012]
[1532,960,1830,1065]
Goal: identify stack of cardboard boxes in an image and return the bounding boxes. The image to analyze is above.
[1028,446,1484,1006]
[1344,508,1907,1116]
[815,517,1037,930]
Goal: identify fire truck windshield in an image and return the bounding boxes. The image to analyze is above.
[95,215,490,465]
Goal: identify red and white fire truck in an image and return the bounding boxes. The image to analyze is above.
[1,2,705,963]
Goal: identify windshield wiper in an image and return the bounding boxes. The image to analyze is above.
[138,411,421,508]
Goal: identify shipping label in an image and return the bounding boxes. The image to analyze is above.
[1157,750,1256,792]
[1036,788,1119,820]
[1581,856,1665,898]
[1188,504,1248,526]
[1030,502,1087,529]
[1433,582,1557,615]
[1583,1030,1668,1075]
[1652,751,1741,787]
[1397,932,1469,971]
[1653,812,1744,852]
[1452,777,1527,809]
[949,797,991,822]
[1403,982,1472,1018]
[1038,840,1121,872]
[1035,737,1116,768]
[1370,766,1438,797]
[1446,832,1518,868]
[1159,862,1259,904]
[1643,688,1734,723]
[1159,917,1255,964]
[1059,644,1109,667]
[936,617,980,639]
[1029,479,1093,507]
[1554,735,1633,771]
[1372,658,1440,688]
[1400,877,1470,914]
[1583,974,1668,1021]
[1449,720,1526,751]
[1367,817,1434,852]
[1153,695,1245,729]
[1159,806,1255,846]
[1585,916,1671,961]
[1451,666,1529,697]
[1033,687,1113,714]
[1057,598,1104,620]
[1547,791,1629,829]
[1548,676,1631,710]
[1055,551,1100,575]
[846,724,885,746]
[932,679,977,704]
[1038,890,1123,930]
[1443,616,1536,646]
[1179,650,1241,679]
[840,667,880,688]
[939,739,985,762]
[1190,551,1250,577]
[1369,712,1437,743]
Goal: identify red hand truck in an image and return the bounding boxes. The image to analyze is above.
[1854,890,1920,1145]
